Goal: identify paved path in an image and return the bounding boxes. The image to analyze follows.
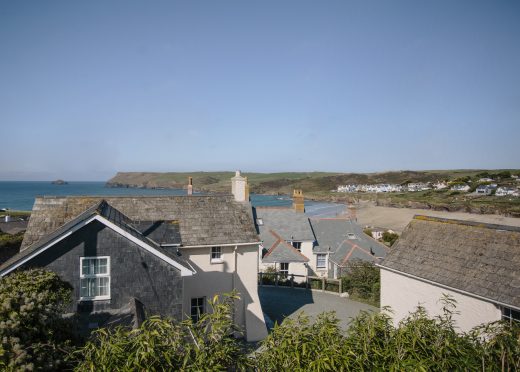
[259,286,378,330]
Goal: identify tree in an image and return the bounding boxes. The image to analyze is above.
[0,269,75,371]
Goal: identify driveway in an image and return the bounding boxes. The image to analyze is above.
[259,286,378,330]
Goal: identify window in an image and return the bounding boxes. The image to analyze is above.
[280,262,289,277]
[292,241,302,251]
[502,307,520,324]
[80,257,110,300]
[316,254,327,269]
[191,297,205,322]
[211,246,222,263]
[347,233,357,240]
[256,218,264,226]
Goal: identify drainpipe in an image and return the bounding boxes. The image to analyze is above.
[233,245,238,334]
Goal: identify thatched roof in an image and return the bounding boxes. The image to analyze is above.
[21,195,259,250]
[380,215,520,309]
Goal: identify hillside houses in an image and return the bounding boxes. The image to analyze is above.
[496,187,519,197]
[337,184,404,193]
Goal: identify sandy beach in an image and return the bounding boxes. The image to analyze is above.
[353,200,520,233]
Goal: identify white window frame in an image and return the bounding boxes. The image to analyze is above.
[316,253,327,269]
[79,256,111,301]
[210,246,223,263]
[191,297,205,322]
[280,262,289,277]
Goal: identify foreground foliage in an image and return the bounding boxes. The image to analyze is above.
[0,269,75,371]
[256,298,520,371]
[75,292,249,371]
[2,268,518,371]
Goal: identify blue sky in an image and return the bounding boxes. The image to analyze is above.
[1,0,519,181]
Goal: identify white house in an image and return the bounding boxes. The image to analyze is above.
[450,184,470,192]
[496,187,519,197]
[378,215,520,332]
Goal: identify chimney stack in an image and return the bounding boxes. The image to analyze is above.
[231,170,249,202]
[187,176,193,196]
[293,189,305,213]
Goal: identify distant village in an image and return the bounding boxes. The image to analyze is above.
[335,173,520,197]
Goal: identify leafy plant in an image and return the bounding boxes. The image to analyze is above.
[0,269,75,371]
[74,291,249,371]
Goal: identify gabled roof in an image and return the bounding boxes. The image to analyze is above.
[310,218,388,266]
[0,200,194,276]
[254,207,315,242]
[21,195,259,249]
[262,230,309,264]
[379,215,520,309]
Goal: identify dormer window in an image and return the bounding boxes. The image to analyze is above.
[347,233,356,240]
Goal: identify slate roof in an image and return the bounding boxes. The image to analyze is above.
[262,230,309,264]
[311,218,388,266]
[21,195,259,250]
[254,207,315,242]
[133,220,182,246]
[379,215,520,309]
[0,200,193,274]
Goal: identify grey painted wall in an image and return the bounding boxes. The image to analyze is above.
[22,220,183,319]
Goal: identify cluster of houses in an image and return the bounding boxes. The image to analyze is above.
[337,181,451,193]
[0,170,518,343]
[336,178,519,197]
[256,191,388,281]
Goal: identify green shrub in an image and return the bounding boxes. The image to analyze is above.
[256,312,344,371]
[382,231,399,246]
[0,269,75,371]
[341,260,380,304]
[74,292,249,371]
[256,296,520,371]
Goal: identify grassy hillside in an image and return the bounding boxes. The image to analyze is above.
[106,169,520,217]
[106,169,519,194]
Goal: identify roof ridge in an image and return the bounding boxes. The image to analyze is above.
[413,215,520,232]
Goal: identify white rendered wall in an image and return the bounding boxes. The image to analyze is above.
[181,244,268,341]
[380,269,501,332]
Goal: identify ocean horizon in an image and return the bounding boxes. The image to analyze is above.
[0,181,346,218]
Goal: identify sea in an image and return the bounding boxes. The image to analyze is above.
[0,181,346,218]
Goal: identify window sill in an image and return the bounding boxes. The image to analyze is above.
[210,259,224,264]
[79,296,111,301]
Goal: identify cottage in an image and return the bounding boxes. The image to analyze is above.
[257,193,387,280]
[0,176,267,341]
[311,218,387,279]
[256,191,316,280]
[378,216,520,331]
[475,184,497,195]
[450,184,470,192]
